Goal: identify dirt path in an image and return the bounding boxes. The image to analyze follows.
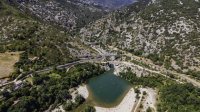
[133,93,143,112]
[166,70,200,87]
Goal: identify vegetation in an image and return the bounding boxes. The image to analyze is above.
[120,69,169,88]
[120,70,200,112]
[185,70,200,80]
[158,83,200,112]
[81,0,200,73]
[0,0,97,79]
[146,54,165,66]
[1,0,200,112]
[63,100,73,111]
[0,63,104,112]
[0,1,103,111]
[8,0,106,31]
[81,105,96,112]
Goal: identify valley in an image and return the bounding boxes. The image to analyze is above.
[0,0,200,112]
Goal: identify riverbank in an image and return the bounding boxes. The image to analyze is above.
[71,85,89,103]
[77,85,89,99]
[94,88,136,112]
[75,85,157,112]
[73,85,137,112]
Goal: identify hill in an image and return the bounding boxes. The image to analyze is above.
[80,0,200,78]
[7,0,107,31]
[81,0,136,10]
[0,0,96,76]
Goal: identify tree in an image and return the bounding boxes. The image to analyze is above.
[75,95,85,105]
[82,105,96,112]
[147,107,152,112]
[2,90,11,99]
[9,96,39,112]
[0,99,13,112]
[63,100,73,111]
[0,45,5,53]
[57,90,71,103]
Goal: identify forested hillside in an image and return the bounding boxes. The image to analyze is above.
[0,0,96,78]
[0,63,104,112]
[0,1,104,111]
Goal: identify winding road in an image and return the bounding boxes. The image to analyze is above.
[1,51,200,88]
[0,55,107,87]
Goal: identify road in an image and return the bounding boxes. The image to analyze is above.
[35,56,105,74]
[1,51,200,88]
[0,55,107,88]
[165,70,200,87]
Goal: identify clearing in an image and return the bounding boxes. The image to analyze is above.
[0,52,20,78]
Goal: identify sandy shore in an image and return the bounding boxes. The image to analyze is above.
[141,88,157,111]
[71,85,89,102]
[75,86,138,112]
[77,85,89,99]
[95,88,136,112]
[70,84,157,112]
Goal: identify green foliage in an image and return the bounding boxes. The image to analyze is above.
[75,95,85,105]
[158,83,200,112]
[120,69,167,88]
[0,45,6,53]
[63,100,73,111]
[0,63,104,112]
[126,49,143,56]
[49,73,61,79]
[185,70,200,80]
[0,99,14,112]
[5,21,75,73]
[0,1,84,78]
[146,107,152,112]
[121,70,200,112]
[147,54,165,66]
[82,105,96,112]
[140,0,200,22]
[8,96,39,112]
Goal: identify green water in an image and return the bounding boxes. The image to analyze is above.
[87,70,131,107]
